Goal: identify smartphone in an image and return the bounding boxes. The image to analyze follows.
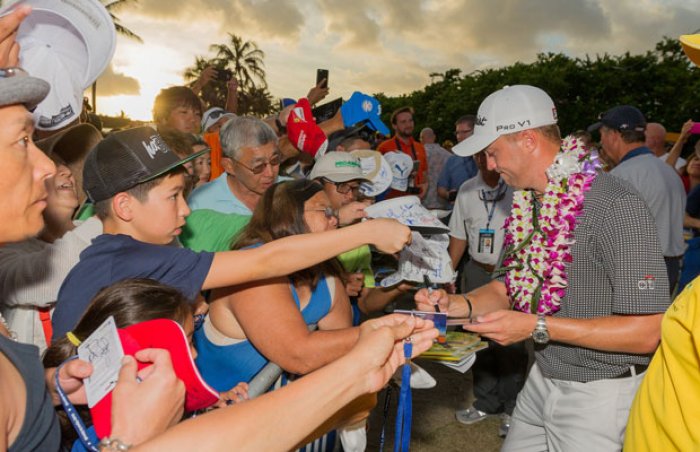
[216,69,233,82]
[691,123,700,134]
[316,69,329,89]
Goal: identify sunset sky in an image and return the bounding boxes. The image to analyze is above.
[94,0,700,120]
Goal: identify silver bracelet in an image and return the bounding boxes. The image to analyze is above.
[98,437,132,451]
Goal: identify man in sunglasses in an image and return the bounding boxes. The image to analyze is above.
[188,116,290,215]
[448,149,526,438]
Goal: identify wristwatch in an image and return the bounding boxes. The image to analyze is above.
[531,314,550,345]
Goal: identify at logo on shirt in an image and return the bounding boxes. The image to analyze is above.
[637,275,656,290]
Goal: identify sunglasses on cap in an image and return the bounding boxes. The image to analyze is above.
[206,110,228,121]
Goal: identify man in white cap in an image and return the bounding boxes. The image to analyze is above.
[416,85,669,450]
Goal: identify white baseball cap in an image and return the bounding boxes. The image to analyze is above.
[350,149,392,197]
[383,151,413,192]
[2,0,116,130]
[201,107,235,133]
[453,85,558,157]
[309,151,369,183]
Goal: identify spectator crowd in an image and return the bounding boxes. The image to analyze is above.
[1,1,700,451]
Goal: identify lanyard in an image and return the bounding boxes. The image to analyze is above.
[378,385,393,452]
[55,356,100,452]
[480,181,505,230]
[481,193,498,230]
[395,137,417,160]
[393,340,413,452]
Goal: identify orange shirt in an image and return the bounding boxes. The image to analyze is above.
[377,136,428,186]
[203,131,224,180]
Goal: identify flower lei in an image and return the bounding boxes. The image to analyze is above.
[499,136,601,315]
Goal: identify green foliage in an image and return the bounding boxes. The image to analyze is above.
[184,34,273,117]
[377,37,700,143]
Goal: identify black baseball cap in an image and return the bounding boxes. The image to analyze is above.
[588,105,646,133]
[83,127,207,202]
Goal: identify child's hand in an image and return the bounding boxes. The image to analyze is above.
[217,382,249,407]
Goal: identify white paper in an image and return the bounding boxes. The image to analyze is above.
[380,232,456,287]
[78,316,124,408]
[364,196,450,234]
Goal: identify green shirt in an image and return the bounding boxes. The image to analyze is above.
[337,245,375,288]
[180,209,251,252]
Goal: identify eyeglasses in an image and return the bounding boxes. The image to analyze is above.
[323,178,361,196]
[455,129,473,136]
[234,154,281,174]
[0,67,28,79]
[304,206,338,219]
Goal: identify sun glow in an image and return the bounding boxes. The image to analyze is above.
[96,39,189,121]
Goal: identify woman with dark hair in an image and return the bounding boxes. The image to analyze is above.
[195,179,354,390]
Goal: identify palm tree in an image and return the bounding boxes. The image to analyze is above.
[210,33,267,91]
[184,34,272,116]
[103,0,143,43]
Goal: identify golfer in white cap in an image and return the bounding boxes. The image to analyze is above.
[417,85,670,451]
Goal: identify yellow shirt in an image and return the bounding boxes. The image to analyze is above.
[624,279,700,451]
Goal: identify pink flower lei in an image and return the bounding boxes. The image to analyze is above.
[500,136,601,315]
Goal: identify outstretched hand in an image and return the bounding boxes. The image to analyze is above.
[109,349,185,446]
[462,310,537,346]
[338,201,368,226]
[414,288,450,313]
[46,358,93,406]
[353,314,438,394]
[307,79,329,106]
[367,219,412,254]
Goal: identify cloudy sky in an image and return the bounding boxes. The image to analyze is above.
[97,0,700,120]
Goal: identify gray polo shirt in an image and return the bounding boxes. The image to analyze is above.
[610,148,686,257]
[499,173,670,382]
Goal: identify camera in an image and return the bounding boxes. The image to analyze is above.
[216,69,233,82]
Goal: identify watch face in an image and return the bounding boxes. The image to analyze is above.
[532,329,550,344]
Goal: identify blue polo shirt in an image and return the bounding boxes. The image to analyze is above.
[187,173,253,215]
[52,234,214,341]
[188,173,291,215]
[437,155,478,192]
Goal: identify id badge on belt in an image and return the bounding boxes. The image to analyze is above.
[478,228,495,254]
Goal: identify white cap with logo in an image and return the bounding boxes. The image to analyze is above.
[453,85,558,157]
[309,151,370,183]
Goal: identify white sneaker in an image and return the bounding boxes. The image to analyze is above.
[455,406,495,425]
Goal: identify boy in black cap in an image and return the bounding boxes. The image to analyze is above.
[52,127,411,340]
